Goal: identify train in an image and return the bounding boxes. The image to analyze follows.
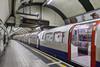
[13,18,100,67]
[0,19,8,56]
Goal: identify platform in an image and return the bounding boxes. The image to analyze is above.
[0,40,49,67]
[0,40,73,67]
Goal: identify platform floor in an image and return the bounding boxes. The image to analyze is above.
[0,40,49,67]
[0,40,73,67]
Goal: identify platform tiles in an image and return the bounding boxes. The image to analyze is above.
[0,40,49,67]
[18,41,73,67]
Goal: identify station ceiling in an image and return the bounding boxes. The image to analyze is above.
[7,0,100,35]
[17,0,100,17]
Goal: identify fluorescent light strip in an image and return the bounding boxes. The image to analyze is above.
[47,0,53,4]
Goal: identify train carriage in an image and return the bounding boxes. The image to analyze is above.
[14,18,100,67]
[38,18,100,67]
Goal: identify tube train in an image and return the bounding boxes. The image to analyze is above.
[0,20,8,56]
[13,18,100,67]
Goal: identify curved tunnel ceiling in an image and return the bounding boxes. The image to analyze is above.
[17,2,67,24]
[17,0,100,17]
[16,0,100,26]
[50,0,100,17]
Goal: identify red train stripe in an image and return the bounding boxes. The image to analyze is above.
[91,21,100,67]
[68,25,76,63]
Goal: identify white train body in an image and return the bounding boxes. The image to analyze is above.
[13,18,100,67]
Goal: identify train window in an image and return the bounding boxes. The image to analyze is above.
[54,32,64,43]
[45,32,53,41]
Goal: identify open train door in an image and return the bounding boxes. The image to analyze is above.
[68,20,98,67]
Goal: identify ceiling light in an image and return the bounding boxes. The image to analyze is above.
[47,0,53,5]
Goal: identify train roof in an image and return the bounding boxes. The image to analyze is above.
[42,18,100,33]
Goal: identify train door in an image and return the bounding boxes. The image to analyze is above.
[68,22,97,67]
[37,31,44,48]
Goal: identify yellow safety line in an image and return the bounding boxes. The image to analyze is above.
[20,42,73,67]
[36,49,72,67]
[61,64,67,67]
[60,63,67,67]
[22,43,58,62]
[47,62,61,65]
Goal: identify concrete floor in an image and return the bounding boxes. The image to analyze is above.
[0,40,49,67]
